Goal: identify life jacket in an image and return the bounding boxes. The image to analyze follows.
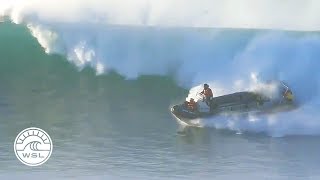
[202,88,213,98]
[188,101,197,111]
[284,90,294,101]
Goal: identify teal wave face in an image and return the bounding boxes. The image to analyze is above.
[0,22,186,128]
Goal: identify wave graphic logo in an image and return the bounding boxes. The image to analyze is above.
[14,127,53,166]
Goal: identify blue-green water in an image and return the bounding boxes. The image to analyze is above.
[0,22,320,180]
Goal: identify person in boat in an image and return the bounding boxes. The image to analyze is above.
[283,89,294,102]
[200,83,213,106]
[188,98,198,112]
[183,101,189,109]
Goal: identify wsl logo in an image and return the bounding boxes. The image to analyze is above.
[14,127,53,166]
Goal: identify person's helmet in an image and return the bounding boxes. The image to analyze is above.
[204,84,209,88]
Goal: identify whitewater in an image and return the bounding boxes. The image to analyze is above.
[1,0,320,137]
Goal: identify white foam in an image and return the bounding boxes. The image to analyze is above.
[202,101,320,137]
[2,0,320,31]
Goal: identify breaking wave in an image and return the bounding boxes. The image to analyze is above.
[1,1,320,137]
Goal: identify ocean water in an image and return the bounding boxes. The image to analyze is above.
[1,1,320,179]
